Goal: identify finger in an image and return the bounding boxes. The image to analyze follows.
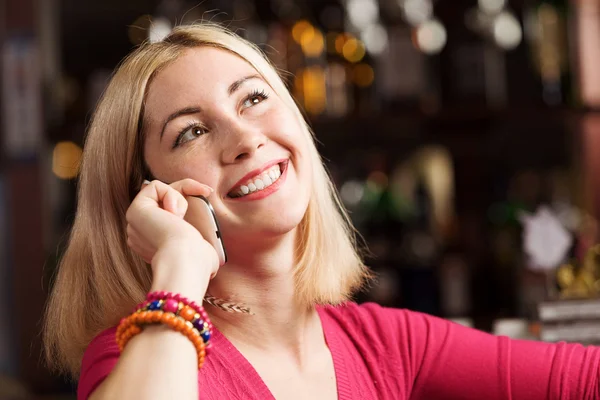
[162,189,181,216]
[169,178,213,198]
[164,179,213,217]
[139,179,172,203]
[132,180,181,217]
[126,180,204,244]
[134,179,212,212]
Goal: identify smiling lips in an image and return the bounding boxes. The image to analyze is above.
[227,159,288,199]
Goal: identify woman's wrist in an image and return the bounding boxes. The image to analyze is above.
[150,240,212,304]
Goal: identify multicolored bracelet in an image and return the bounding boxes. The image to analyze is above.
[133,293,213,344]
[116,291,214,369]
[116,310,206,368]
[146,291,214,333]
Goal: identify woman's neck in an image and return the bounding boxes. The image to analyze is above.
[205,230,323,362]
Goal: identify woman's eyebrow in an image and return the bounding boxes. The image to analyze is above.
[228,74,262,96]
[159,107,202,141]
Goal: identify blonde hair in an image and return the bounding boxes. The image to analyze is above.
[43,23,370,377]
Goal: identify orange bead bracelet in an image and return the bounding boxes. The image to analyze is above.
[116,310,206,369]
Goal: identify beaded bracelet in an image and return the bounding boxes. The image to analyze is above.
[147,291,213,331]
[133,292,213,344]
[135,299,212,345]
[116,310,206,369]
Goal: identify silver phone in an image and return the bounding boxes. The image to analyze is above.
[184,195,227,266]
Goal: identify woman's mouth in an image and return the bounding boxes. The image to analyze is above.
[228,162,286,198]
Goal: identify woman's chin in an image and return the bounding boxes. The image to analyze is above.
[221,210,304,247]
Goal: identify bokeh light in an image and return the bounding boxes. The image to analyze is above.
[361,23,389,55]
[302,66,327,115]
[292,20,314,43]
[300,27,325,57]
[414,19,447,54]
[353,63,375,87]
[335,32,352,54]
[403,0,433,26]
[52,141,83,179]
[149,17,172,43]
[347,0,380,30]
[493,11,522,50]
[342,37,367,63]
[478,0,506,15]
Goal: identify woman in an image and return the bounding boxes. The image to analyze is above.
[44,23,600,399]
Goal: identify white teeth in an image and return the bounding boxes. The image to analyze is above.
[230,163,284,197]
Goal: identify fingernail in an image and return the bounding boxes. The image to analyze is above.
[143,180,151,185]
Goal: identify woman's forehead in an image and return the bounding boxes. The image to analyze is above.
[153,48,257,94]
[144,47,260,123]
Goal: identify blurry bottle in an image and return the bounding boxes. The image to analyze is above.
[398,179,441,314]
[525,0,574,106]
[367,179,404,307]
[363,156,397,265]
[352,154,405,307]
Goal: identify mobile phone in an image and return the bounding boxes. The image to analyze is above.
[184,195,227,267]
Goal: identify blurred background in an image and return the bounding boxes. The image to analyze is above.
[3,0,600,397]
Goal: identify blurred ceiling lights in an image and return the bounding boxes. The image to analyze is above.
[399,0,447,54]
[466,0,523,50]
[361,23,389,55]
[149,17,172,43]
[478,0,506,15]
[345,0,389,55]
[402,0,433,26]
[414,18,447,54]
[347,0,380,30]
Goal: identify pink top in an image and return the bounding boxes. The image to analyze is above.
[78,302,600,399]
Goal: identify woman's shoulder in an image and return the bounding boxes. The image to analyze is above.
[81,326,119,369]
[317,302,442,346]
[78,326,119,399]
[318,301,432,327]
[316,302,450,392]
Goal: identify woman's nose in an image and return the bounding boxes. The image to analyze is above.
[221,121,268,163]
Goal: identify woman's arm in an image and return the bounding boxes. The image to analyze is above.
[89,326,199,400]
[398,308,600,399]
[346,303,600,399]
[82,179,218,400]
[87,251,208,400]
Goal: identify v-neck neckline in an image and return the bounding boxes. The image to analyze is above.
[208,306,351,400]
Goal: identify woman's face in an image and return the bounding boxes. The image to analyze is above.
[143,47,312,245]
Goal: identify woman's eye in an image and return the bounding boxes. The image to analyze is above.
[175,125,205,148]
[242,90,269,109]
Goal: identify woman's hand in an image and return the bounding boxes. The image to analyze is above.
[126,179,218,301]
